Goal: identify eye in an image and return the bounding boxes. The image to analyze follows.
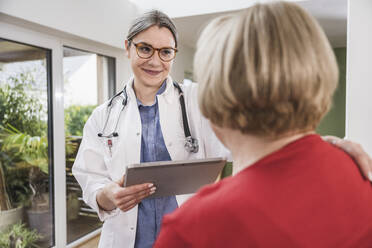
[138,44,153,54]
[160,48,174,56]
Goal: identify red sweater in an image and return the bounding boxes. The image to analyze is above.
[155,135,372,248]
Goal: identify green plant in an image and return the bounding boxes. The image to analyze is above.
[0,70,47,209]
[1,125,48,174]
[3,165,32,208]
[65,136,79,159]
[0,125,78,209]
[0,73,47,137]
[0,136,32,210]
[0,125,48,209]
[0,160,11,210]
[0,141,33,209]
[65,105,96,136]
[0,222,41,248]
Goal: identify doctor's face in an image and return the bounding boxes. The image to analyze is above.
[126,25,175,89]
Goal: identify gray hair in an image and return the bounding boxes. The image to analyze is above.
[127,10,178,48]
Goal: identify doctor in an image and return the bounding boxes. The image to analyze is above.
[72,9,372,248]
[72,10,228,248]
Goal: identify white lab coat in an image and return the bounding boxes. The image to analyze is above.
[72,76,229,248]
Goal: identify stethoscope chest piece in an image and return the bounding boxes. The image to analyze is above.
[185,136,199,153]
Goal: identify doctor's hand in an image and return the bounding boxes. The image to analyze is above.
[323,136,372,182]
[97,177,156,212]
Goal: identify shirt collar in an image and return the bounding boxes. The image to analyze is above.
[136,80,167,107]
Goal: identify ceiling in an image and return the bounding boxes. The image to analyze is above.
[0,39,47,63]
[171,0,347,49]
[130,0,305,18]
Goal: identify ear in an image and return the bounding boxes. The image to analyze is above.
[125,40,130,59]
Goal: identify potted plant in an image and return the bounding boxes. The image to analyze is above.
[1,126,78,244]
[0,161,25,232]
[0,128,32,232]
[0,222,41,248]
[0,126,51,243]
[0,72,47,232]
[0,72,51,242]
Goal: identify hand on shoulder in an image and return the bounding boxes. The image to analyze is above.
[323,136,372,182]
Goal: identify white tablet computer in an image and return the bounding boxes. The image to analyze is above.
[124,157,226,199]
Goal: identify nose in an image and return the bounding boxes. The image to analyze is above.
[147,50,162,66]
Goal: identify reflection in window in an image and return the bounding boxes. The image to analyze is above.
[0,39,54,247]
[63,47,115,244]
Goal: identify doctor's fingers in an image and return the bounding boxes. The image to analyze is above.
[115,186,156,205]
[113,183,154,199]
[323,135,372,181]
[117,189,156,212]
[119,201,138,212]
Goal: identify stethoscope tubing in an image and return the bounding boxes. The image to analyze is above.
[98,81,198,153]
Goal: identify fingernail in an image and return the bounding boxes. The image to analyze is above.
[148,183,154,188]
[150,187,156,192]
[368,171,372,182]
[150,190,156,195]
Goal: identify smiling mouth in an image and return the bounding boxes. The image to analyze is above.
[142,68,162,76]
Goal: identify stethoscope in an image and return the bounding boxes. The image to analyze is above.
[97,81,199,153]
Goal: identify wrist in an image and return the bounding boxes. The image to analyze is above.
[97,183,117,211]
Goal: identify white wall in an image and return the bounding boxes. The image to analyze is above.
[346,0,372,155]
[130,0,304,18]
[0,0,138,49]
[171,43,195,83]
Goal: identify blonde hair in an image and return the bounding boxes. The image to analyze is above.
[195,1,339,137]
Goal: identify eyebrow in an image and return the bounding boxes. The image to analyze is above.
[137,41,152,47]
[134,41,175,50]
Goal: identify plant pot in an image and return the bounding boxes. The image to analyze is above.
[26,209,53,245]
[0,206,23,232]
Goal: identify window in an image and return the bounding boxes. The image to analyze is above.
[63,46,115,244]
[0,38,54,247]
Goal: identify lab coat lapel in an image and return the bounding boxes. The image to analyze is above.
[158,77,188,161]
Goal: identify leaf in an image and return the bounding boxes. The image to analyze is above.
[0,127,48,174]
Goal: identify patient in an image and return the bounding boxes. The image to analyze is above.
[154,2,372,247]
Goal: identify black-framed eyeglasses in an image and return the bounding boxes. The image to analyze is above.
[132,42,177,62]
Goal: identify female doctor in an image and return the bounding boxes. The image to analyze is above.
[72,10,228,248]
[72,9,372,248]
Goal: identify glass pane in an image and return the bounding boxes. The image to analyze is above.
[63,47,115,244]
[0,39,54,247]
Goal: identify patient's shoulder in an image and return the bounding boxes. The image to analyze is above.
[169,176,248,226]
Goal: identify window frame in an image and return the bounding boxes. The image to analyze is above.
[62,45,116,245]
[0,17,119,247]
